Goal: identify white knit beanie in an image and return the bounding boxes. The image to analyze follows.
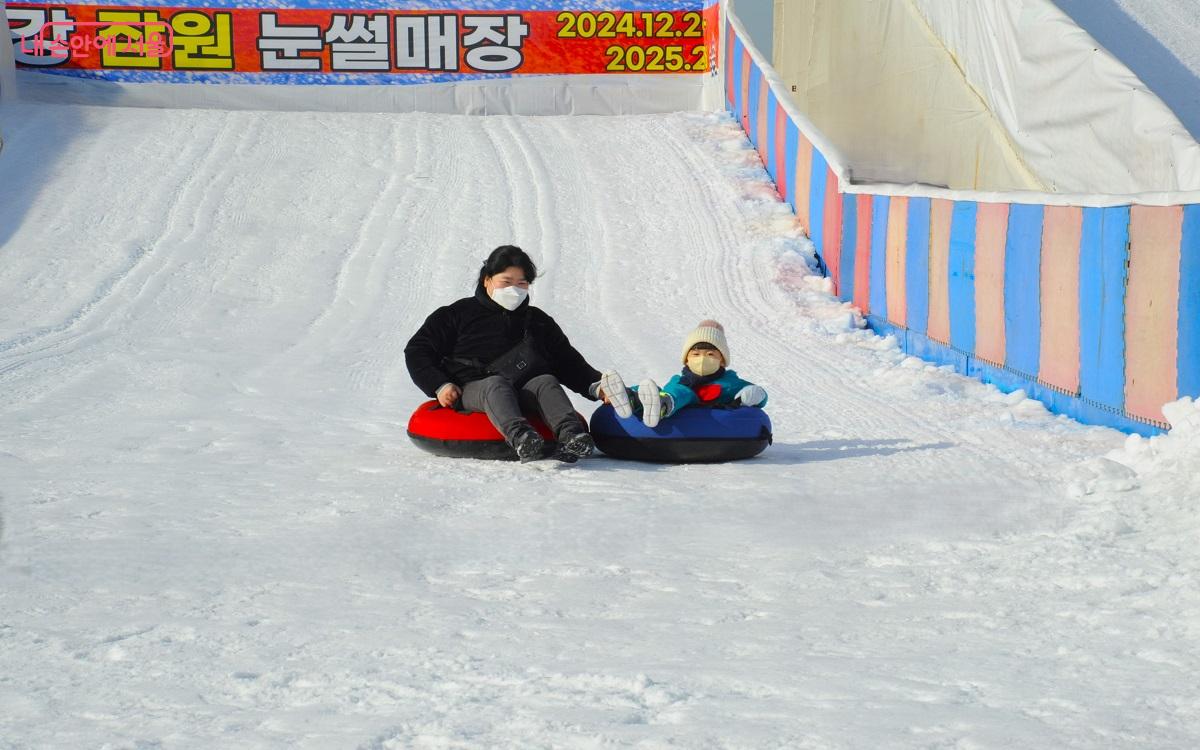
[680,319,730,365]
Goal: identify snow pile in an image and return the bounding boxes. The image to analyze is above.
[1065,455,1141,498]
[1117,397,1200,480]
[688,113,866,337]
[1060,397,1200,650]
[1069,397,1200,501]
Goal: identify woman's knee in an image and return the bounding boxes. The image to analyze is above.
[462,375,516,407]
[524,374,562,391]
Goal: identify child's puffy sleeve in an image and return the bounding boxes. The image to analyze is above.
[724,371,768,408]
[660,374,699,411]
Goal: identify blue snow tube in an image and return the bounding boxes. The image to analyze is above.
[589,404,772,463]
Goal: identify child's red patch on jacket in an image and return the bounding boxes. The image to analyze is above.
[695,383,723,402]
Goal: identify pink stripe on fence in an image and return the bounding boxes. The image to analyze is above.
[854,194,873,313]
[822,168,843,295]
[1038,206,1083,394]
[974,203,1009,365]
[793,135,813,231]
[1125,205,1183,424]
[927,199,954,344]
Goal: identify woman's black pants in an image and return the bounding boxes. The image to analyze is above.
[460,374,581,445]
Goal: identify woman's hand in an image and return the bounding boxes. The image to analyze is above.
[437,383,462,407]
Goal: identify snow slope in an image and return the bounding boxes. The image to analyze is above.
[0,103,1197,748]
[1054,0,1200,142]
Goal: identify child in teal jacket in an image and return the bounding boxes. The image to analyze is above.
[600,320,767,427]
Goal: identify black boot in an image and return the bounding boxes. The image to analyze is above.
[559,430,595,459]
[511,427,546,463]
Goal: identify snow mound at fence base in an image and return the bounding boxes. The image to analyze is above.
[1069,397,1200,499]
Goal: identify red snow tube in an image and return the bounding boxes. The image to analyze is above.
[407,400,583,460]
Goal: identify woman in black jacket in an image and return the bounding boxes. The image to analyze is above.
[405,245,614,462]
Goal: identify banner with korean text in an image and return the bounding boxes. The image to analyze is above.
[7,1,719,84]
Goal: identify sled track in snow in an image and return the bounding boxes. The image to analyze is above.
[0,115,235,384]
[1,104,1196,749]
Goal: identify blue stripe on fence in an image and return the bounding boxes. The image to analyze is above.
[1078,206,1130,410]
[1179,204,1200,399]
[869,196,890,317]
[747,66,761,148]
[905,197,931,335]
[809,149,829,270]
[840,194,858,303]
[1003,203,1045,377]
[724,21,734,107]
[948,201,978,353]
[732,37,744,125]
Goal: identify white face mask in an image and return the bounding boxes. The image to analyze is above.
[686,350,722,377]
[490,285,529,311]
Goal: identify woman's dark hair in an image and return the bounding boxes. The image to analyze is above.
[478,245,538,288]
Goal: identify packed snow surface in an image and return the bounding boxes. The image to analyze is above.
[1108,0,1200,79]
[1054,0,1200,141]
[0,104,1197,748]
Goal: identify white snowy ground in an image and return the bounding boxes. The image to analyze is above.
[1054,0,1200,141]
[0,103,1197,749]
[1109,0,1200,77]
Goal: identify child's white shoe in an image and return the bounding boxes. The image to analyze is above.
[600,370,633,418]
[639,379,664,427]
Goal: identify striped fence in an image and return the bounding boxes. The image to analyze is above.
[724,14,1200,435]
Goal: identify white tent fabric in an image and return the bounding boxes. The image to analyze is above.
[767,0,1200,198]
[910,0,1200,195]
[770,0,1047,193]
